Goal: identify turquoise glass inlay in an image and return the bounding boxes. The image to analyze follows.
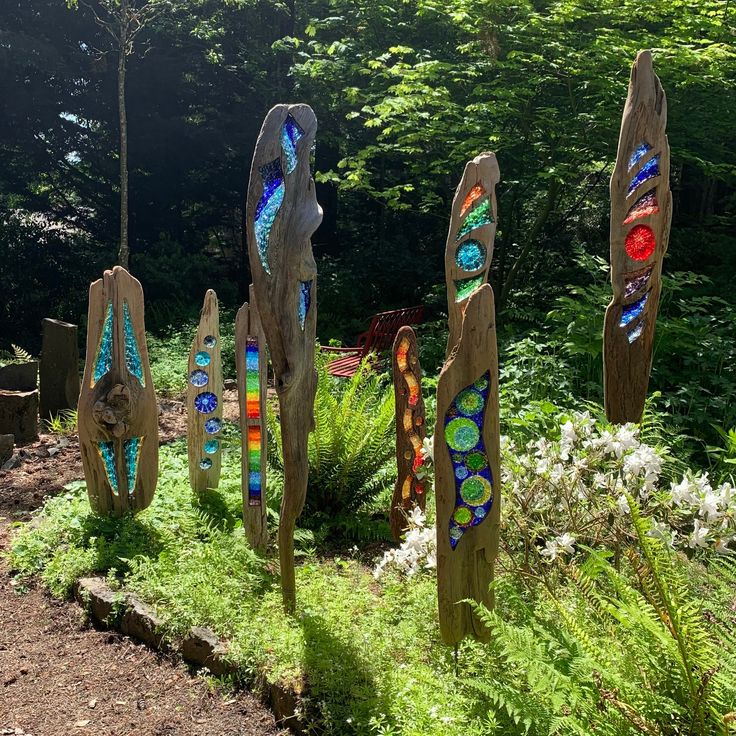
[456,199,493,241]
[455,239,486,272]
[298,281,312,330]
[124,437,143,495]
[96,440,119,495]
[92,302,114,386]
[454,275,483,302]
[194,351,211,367]
[123,301,145,387]
[204,439,219,455]
[619,291,650,327]
[281,113,305,175]
[627,155,660,197]
[628,142,652,170]
[255,158,285,275]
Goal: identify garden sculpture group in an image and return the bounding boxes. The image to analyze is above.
[76,50,671,641]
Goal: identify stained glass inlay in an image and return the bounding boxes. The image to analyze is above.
[247,426,262,506]
[200,458,213,470]
[195,351,211,367]
[624,189,659,224]
[624,265,654,298]
[254,158,285,275]
[396,337,425,491]
[190,369,209,387]
[627,155,660,197]
[204,439,219,454]
[281,113,305,175]
[205,418,222,434]
[245,336,262,506]
[123,301,145,387]
[625,224,656,261]
[92,301,114,387]
[456,199,493,240]
[454,275,483,302]
[298,281,312,330]
[455,239,486,273]
[444,373,493,549]
[460,185,485,217]
[619,291,650,328]
[628,142,652,170]
[194,392,218,414]
[123,436,143,495]
[95,440,118,495]
[203,335,217,348]
[627,318,647,344]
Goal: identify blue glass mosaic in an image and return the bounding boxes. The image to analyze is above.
[203,335,217,348]
[298,280,312,330]
[204,439,220,454]
[255,158,285,275]
[205,418,222,434]
[627,155,660,197]
[194,351,211,367]
[124,437,142,495]
[628,142,652,170]
[190,369,209,387]
[619,291,650,328]
[123,301,145,387]
[92,302,114,386]
[96,440,119,496]
[444,372,494,549]
[455,239,486,272]
[194,392,218,414]
[627,318,646,344]
[200,458,213,470]
[281,113,305,175]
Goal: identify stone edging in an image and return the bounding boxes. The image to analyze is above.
[73,577,304,733]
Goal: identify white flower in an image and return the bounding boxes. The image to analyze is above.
[689,519,710,549]
[541,539,559,560]
[715,537,735,555]
[420,436,434,462]
[616,494,631,515]
[555,533,576,555]
[698,490,722,522]
[670,478,696,507]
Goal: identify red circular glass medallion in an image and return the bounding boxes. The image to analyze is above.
[625,224,656,261]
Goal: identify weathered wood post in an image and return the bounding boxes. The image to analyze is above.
[246,104,322,611]
[0,361,39,443]
[444,153,500,358]
[187,290,223,492]
[78,266,158,515]
[390,326,427,540]
[604,50,672,425]
[235,285,268,551]
[39,318,80,421]
[435,154,501,644]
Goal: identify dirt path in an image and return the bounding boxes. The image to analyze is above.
[0,395,284,736]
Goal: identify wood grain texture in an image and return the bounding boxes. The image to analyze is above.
[235,284,269,552]
[40,319,80,420]
[604,50,672,424]
[245,104,322,611]
[434,284,500,644]
[444,153,500,357]
[187,290,223,492]
[389,326,427,541]
[78,266,158,515]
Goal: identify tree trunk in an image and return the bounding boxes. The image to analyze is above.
[118,2,130,270]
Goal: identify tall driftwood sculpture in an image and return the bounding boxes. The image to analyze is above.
[444,153,500,357]
[187,290,223,492]
[78,266,158,515]
[236,285,268,552]
[246,103,322,611]
[390,326,427,540]
[604,50,672,425]
[435,284,500,644]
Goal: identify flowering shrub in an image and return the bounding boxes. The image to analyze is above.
[374,507,436,579]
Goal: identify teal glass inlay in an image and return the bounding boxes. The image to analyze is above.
[123,301,145,387]
[96,440,119,495]
[204,439,219,455]
[255,158,285,275]
[455,239,486,272]
[456,199,493,241]
[281,113,305,175]
[92,302,114,386]
[195,351,211,367]
[124,437,143,495]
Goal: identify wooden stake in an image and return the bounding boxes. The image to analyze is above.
[187,290,223,492]
[604,50,672,424]
[245,104,322,612]
[78,266,158,515]
[236,285,269,552]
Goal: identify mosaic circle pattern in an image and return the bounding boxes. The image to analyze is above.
[194,392,218,414]
[205,418,222,434]
[455,239,486,272]
[453,507,473,526]
[460,475,492,506]
[189,369,209,387]
[445,417,480,452]
[456,388,484,417]
[455,465,469,480]
[204,439,220,454]
[466,451,488,472]
[625,224,655,261]
[194,351,211,367]
[199,458,213,470]
[204,335,217,348]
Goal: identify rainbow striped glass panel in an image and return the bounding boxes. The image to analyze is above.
[444,373,493,549]
[95,440,118,495]
[456,199,492,240]
[255,158,285,274]
[247,426,262,506]
[298,281,312,329]
[628,142,652,170]
[624,189,659,224]
[281,113,305,175]
[92,302,114,387]
[627,318,646,344]
[123,301,145,387]
[454,275,483,302]
[123,436,143,495]
[619,291,650,328]
[246,336,262,506]
[624,265,654,299]
[627,155,660,197]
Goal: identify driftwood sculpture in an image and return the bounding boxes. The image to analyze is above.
[435,284,500,644]
[235,285,268,552]
[187,290,223,492]
[604,50,672,425]
[444,153,500,357]
[246,103,322,611]
[78,266,158,515]
[389,326,427,540]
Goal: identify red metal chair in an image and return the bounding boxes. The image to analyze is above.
[322,306,425,378]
